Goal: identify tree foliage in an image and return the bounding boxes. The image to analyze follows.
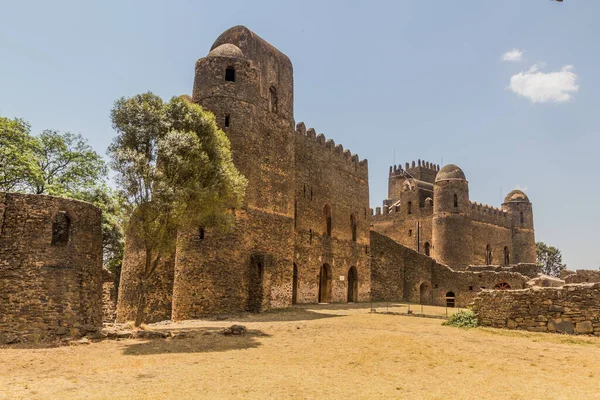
[0,115,124,280]
[536,241,567,277]
[108,92,247,326]
[0,117,40,192]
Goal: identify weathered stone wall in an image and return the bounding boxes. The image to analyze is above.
[294,122,370,304]
[0,193,103,342]
[563,270,600,284]
[370,231,530,307]
[472,283,600,335]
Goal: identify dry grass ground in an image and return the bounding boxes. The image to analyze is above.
[1,302,600,400]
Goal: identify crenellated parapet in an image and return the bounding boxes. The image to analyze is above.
[389,160,441,178]
[295,122,368,179]
[469,201,511,227]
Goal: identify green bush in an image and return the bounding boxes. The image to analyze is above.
[443,309,478,328]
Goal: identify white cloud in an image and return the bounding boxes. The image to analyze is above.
[502,49,524,62]
[508,64,579,103]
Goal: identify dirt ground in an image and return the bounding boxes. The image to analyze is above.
[1,302,599,400]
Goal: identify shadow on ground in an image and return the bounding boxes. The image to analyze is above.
[121,328,271,356]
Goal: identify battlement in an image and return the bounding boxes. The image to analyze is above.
[295,122,368,176]
[469,201,511,227]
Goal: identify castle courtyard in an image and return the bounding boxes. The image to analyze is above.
[1,303,599,400]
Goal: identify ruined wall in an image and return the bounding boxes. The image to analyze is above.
[562,270,600,284]
[0,193,103,342]
[473,283,600,335]
[294,123,370,304]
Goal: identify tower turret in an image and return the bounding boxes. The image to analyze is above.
[502,190,535,263]
[432,164,473,267]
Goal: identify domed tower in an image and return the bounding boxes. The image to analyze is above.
[192,26,295,211]
[170,26,297,319]
[502,190,535,263]
[432,164,473,267]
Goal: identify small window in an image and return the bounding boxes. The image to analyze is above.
[424,242,430,256]
[365,245,368,255]
[269,86,278,113]
[469,286,473,291]
[323,204,332,237]
[408,201,412,215]
[520,211,524,224]
[504,246,510,265]
[350,214,358,242]
[303,184,306,198]
[453,193,458,207]
[294,200,297,229]
[51,211,70,246]
[225,66,235,82]
[224,114,230,127]
[309,229,313,244]
[198,227,205,241]
[310,187,313,201]
[408,229,412,237]
[434,284,439,289]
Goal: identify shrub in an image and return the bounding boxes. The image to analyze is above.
[443,309,478,328]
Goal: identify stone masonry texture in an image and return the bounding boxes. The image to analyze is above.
[0,192,103,343]
[472,283,600,335]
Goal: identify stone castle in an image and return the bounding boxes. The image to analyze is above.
[3,26,598,341]
[113,26,539,323]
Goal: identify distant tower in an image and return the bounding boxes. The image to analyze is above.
[432,164,473,267]
[502,190,535,264]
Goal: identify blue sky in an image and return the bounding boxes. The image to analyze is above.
[1,0,598,269]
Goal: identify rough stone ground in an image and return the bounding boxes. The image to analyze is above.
[1,302,599,399]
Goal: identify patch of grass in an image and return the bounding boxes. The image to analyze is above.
[442,309,478,328]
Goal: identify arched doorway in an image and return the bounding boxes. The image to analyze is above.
[347,266,358,303]
[248,261,264,312]
[445,291,455,308]
[485,244,493,265]
[292,263,298,305]
[419,282,431,304]
[318,264,332,303]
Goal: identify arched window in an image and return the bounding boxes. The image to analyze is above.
[408,201,412,215]
[424,242,431,256]
[323,204,332,237]
[225,66,235,82]
[350,213,358,242]
[269,86,278,113]
[453,193,458,207]
[485,244,493,265]
[494,282,511,290]
[51,211,70,246]
[504,246,510,265]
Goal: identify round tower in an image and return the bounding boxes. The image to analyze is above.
[432,164,473,267]
[502,190,535,264]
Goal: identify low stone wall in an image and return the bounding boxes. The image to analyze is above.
[472,283,600,335]
[562,269,600,284]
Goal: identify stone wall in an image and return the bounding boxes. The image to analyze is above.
[370,231,531,307]
[0,193,103,343]
[102,269,117,323]
[562,270,600,284]
[472,283,600,335]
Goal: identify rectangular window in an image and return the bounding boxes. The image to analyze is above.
[225,114,230,127]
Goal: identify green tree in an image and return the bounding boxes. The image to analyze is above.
[0,117,41,192]
[29,130,107,196]
[536,242,567,277]
[108,92,246,326]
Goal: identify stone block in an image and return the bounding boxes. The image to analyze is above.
[575,321,593,334]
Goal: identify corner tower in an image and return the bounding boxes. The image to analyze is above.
[502,190,535,263]
[432,164,473,267]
